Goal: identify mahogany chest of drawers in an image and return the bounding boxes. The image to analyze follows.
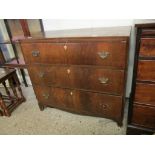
[19,27,130,126]
[127,23,155,134]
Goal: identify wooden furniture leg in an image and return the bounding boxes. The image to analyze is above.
[0,110,3,116]
[13,73,26,102]
[8,77,19,100]
[0,92,10,116]
[38,102,45,111]
[0,68,26,117]
[2,81,12,100]
[20,69,28,87]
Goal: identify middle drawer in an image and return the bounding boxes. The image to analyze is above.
[28,65,124,95]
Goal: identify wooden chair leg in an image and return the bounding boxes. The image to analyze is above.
[8,77,19,100]
[0,69,26,117]
[0,93,10,117]
[2,81,12,101]
[20,69,28,87]
[13,73,26,101]
[0,110,3,116]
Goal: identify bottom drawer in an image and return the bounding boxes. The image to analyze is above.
[33,85,123,121]
[131,104,155,129]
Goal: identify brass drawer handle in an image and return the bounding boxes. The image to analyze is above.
[39,72,45,78]
[98,77,109,84]
[42,94,49,99]
[32,51,40,57]
[98,51,109,59]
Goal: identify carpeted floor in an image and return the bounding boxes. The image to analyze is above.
[0,86,128,135]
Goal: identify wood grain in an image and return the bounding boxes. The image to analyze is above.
[19,28,129,126]
[127,23,155,134]
[137,60,155,82]
[140,38,155,57]
[28,65,124,95]
[21,41,127,69]
[135,83,155,107]
[141,29,155,36]
[132,104,155,129]
[33,85,123,121]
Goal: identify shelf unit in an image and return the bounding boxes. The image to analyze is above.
[0,19,44,86]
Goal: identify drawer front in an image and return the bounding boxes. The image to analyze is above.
[21,42,127,68]
[28,65,70,88]
[33,85,123,120]
[137,60,155,82]
[135,83,155,107]
[140,38,155,57]
[67,42,127,69]
[33,85,74,109]
[141,29,155,36]
[132,104,155,129]
[29,65,124,95]
[74,90,122,119]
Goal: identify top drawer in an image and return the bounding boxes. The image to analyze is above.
[21,41,127,69]
[141,28,155,36]
[139,38,155,57]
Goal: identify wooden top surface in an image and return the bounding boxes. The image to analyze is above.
[17,26,131,42]
[0,68,15,82]
[3,58,26,68]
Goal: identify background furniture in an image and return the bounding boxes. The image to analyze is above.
[0,19,44,87]
[0,68,25,116]
[127,23,155,134]
[19,27,130,126]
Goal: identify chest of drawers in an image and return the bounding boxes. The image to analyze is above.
[127,23,155,134]
[19,27,130,126]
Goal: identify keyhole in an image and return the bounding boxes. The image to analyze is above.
[67,69,70,74]
[70,91,73,96]
[64,45,67,51]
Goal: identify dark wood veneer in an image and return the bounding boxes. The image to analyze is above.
[135,83,155,107]
[127,23,155,135]
[127,125,154,135]
[21,41,127,69]
[137,60,155,82]
[19,27,130,126]
[28,65,124,95]
[140,38,155,57]
[33,85,123,123]
[131,104,155,129]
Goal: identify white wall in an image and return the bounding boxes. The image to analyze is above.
[42,19,155,98]
[43,19,133,30]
